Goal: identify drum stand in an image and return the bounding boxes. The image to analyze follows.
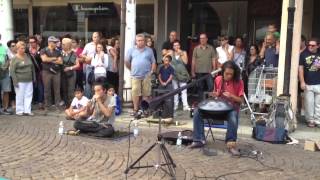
[124,106,176,178]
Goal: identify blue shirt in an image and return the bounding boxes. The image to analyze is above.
[159,65,174,82]
[265,47,279,67]
[126,46,155,79]
[299,50,320,85]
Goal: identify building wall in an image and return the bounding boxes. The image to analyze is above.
[302,0,314,39]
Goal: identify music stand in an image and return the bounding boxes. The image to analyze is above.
[124,101,176,178]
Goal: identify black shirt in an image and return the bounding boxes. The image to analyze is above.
[299,50,320,85]
[40,47,62,71]
[161,40,173,51]
[26,48,42,73]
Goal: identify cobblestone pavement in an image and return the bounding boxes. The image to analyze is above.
[0,113,320,180]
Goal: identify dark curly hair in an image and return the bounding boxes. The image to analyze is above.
[221,61,241,82]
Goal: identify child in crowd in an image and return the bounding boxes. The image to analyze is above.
[65,87,89,120]
[158,55,174,88]
[107,86,122,116]
[158,55,175,123]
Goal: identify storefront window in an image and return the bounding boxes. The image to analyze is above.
[12,1,154,42]
[13,8,29,38]
[185,1,248,42]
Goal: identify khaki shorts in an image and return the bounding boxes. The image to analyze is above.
[131,75,151,97]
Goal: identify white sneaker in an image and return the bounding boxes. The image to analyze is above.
[16,113,23,116]
[183,106,190,111]
[301,109,305,116]
[314,120,320,125]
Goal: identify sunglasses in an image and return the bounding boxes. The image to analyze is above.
[308,44,317,47]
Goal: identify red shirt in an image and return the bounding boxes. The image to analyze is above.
[74,47,84,71]
[214,75,244,111]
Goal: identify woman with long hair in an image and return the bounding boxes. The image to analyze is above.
[90,42,109,80]
[243,44,262,96]
[190,61,244,156]
[233,37,246,70]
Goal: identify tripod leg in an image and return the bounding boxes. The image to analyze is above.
[160,144,176,177]
[124,142,157,174]
[205,120,215,142]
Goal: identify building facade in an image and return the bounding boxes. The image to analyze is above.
[11,1,318,48]
[1,0,318,122]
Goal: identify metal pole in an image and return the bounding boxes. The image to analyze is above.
[283,0,296,95]
[118,0,126,102]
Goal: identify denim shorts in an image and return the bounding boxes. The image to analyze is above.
[0,73,12,92]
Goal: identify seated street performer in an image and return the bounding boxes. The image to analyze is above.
[73,82,116,137]
[189,61,244,156]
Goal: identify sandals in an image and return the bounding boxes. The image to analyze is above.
[307,122,316,128]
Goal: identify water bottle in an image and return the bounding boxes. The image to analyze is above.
[133,121,139,137]
[58,121,64,135]
[176,131,182,147]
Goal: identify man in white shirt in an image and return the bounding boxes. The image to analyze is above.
[80,32,101,98]
[216,35,234,68]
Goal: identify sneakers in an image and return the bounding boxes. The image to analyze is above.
[16,112,34,116]
[314,120,320,128]
[307,121,316,128]
[161,118,173,124]
[2,109,13,115]
[59,101,65,107]
[24,113,34,116]
[183,106,190,111]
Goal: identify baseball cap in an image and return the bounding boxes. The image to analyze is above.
[48,36,59,42]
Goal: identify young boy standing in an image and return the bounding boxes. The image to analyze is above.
[158,55,175,123]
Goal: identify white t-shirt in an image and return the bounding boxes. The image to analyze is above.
[90,53,109,76]
[82,42,96,58]
[71,96,89,111]
[82,42,96,72]
[216,45,234,64]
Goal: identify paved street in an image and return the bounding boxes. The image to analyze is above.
[0,110,320,180]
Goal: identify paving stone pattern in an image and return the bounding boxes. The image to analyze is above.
[0,115,320,180]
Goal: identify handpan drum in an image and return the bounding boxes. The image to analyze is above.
[198,98,233,120]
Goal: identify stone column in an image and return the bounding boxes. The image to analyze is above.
[123,0,136,102]
[277,0,289,96]
[0,0,14,44]
[290,0,303,127]
[28,0,33,36]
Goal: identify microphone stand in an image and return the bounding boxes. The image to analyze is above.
[124,101,176,178]
[124,68,222,178]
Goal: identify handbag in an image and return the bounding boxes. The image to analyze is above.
[64,51,75,78]
[87,67,95,85]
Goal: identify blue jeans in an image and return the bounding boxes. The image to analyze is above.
[193,108,239,142]
[84,67,93,99]
[196,73,213,101]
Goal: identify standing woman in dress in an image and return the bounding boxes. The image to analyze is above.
[10,41,35,116]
